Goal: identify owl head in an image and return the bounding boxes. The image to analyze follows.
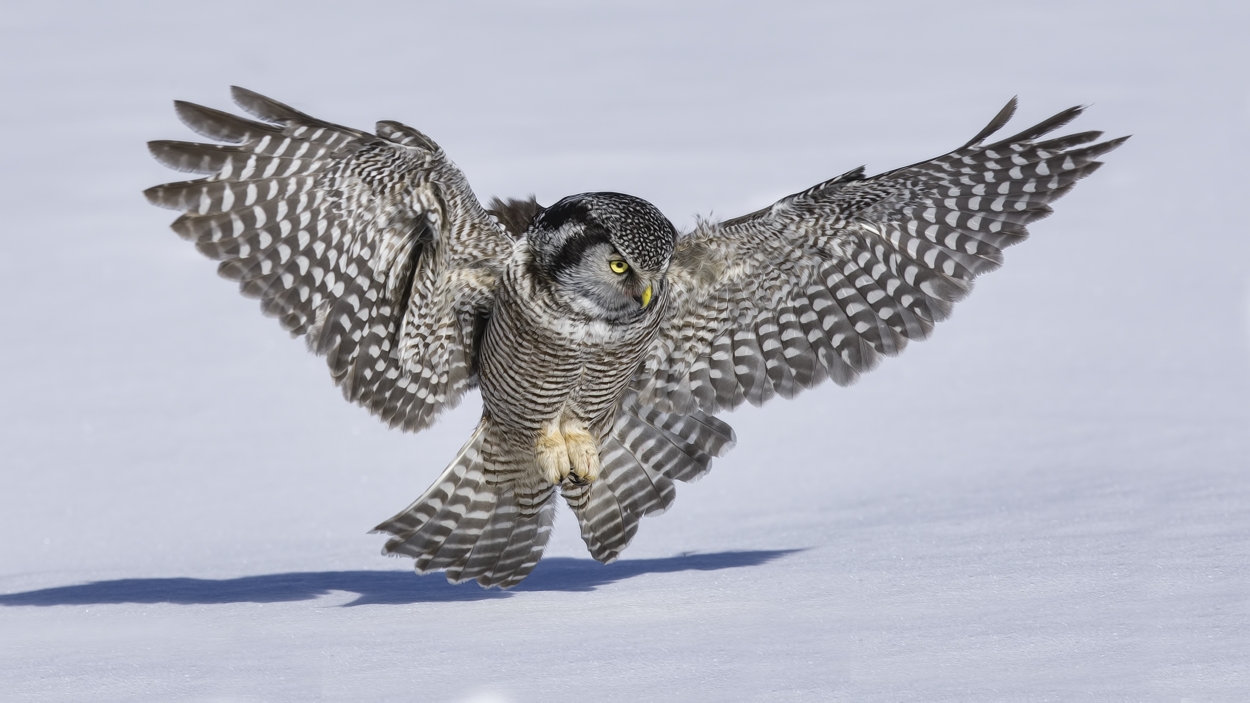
[526,192,678,323]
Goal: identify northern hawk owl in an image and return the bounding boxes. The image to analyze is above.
[146,88,1125,588]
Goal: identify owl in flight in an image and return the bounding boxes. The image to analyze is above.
[146,88,1124,588]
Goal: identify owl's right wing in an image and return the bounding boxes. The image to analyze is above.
[146,87,515,432]
[634,99,1127,416]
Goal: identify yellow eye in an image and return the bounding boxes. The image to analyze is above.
[609,260,629,274]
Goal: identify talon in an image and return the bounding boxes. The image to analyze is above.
[536,424,571,485]
[535,418,601,485]
[562,420,600,484]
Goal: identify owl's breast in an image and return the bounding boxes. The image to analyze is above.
[477,259,660,435]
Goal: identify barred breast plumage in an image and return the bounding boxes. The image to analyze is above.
[479,246,663,442]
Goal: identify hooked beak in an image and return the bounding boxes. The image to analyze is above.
[640,284,653,309]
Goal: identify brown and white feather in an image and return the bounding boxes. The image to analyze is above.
[145,87,513,433]
[634,99,1127,416]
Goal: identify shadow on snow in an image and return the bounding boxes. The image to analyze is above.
[0,549,799,607]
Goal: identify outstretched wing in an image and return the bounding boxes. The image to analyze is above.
[635,99,1127,415]
[146,87,514,432]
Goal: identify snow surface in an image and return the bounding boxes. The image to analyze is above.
[2,1,1248,700]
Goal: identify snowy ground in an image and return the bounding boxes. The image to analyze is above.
[2,1,1248,701]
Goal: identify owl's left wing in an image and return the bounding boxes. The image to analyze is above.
[634,99,1127,415]
[146,88,514,432]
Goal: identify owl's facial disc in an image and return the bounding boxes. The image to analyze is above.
[544,240,659,322]
[528,192,676,322]
[609,257,653,309]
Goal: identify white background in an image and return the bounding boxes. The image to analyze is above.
[1,1,1247,700]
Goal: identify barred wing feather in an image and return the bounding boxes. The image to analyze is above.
[636,99,1127,415]
[145,87,513,432]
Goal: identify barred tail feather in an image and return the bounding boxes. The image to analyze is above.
[563,402,737,563]
[374,422,557,589]
[452,495,557,589]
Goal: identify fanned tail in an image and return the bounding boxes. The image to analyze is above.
[562,400,737,563]
[374,421,557,589]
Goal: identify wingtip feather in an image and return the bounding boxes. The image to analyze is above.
[984,104,1086,150]
[174,99,279,143]
[230,85,304,124]
[142,183,170,208]
[962,97,1018,148]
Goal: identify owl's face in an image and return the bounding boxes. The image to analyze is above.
[527,193,678,324]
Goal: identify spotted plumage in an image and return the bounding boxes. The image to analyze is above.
[146,88,1125,588]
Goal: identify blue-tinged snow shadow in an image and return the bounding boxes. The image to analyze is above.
[516,549,800,596]
[0,550,798,607]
